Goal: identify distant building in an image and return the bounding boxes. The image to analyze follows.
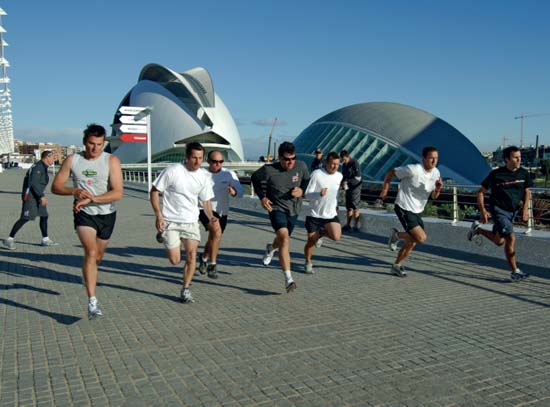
[294,102,490,184]
[108,63,244,164]
[17,142,62,162]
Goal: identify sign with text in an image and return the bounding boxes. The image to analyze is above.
[120,124,147,134]
[119,106,147,115]
[119,115,148,125]
[120,133,147,143]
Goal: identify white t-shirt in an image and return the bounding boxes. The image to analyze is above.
[305,168,343,219]
[395,163,440,213]
[200,168,244,216]
[153,163,214,223]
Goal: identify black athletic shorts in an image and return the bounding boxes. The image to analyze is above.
[199,210,228,233]
[269,210,298,236]
[74,211,117,240]
[305,215,340,233]
[345,187,361,210]
[394,204,424,233]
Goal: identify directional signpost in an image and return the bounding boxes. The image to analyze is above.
[118,106,154,191]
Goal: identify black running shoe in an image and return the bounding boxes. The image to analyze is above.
[156,231,164,244]
[207,264,218,279]
[285,279,297,293]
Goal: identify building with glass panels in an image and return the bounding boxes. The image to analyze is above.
[294,102,490,184]
[109,64,244,163]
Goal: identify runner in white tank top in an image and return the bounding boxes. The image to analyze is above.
[52,124,123,318]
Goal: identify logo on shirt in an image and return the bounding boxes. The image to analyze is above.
[82,169,97,177]
[292,173,300,182]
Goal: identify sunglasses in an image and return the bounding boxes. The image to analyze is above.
[281,156,296,162]
[210,159,224,164]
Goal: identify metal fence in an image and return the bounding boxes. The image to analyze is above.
[122,168,550,233]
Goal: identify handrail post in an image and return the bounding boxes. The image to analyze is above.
[250,182,254,197]
[525,193,533,235]
[452,187,458,224]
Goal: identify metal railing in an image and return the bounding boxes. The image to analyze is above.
[121,169,550,233]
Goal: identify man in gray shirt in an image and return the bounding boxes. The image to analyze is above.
[251,141,309,293]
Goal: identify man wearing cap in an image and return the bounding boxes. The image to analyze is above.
[310,149,324,172]
[1,150,58,250]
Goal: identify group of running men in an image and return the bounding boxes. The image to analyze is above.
[1,124,532,318]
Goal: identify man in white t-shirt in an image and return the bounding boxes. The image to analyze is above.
[198,150,243,279]
[379,146,443,277]
[150,142,218,303]
[303,152,343,274]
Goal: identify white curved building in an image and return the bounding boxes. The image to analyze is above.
[109,64,244,163]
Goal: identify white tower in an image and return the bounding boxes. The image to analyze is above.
[0,7,13,154]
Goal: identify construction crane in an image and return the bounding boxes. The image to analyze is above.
[265,117,277,163]
[514,113,550,147]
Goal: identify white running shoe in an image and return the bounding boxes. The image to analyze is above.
[262,243,276,266]
[315,238,324,248]
[180,288,195,303]
[41,238,59,247]
[388,228,399,251]
[304,262,314,274]
[88,301,103,319]
[1,239,15,250]
[391,264,407,277]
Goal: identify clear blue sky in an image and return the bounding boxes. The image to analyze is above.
[3,0,550,159]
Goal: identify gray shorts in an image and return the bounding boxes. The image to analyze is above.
[490,206,516,237]
[345,187,361,210]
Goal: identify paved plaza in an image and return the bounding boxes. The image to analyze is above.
[1,169,550,407]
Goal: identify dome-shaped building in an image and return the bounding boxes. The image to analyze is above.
[109,64,244,163]
[294,102,490,184]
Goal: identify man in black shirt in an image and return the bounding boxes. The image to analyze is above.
[468,146,532,281]
[251,141,309,293]
[340,150,362,232]
[1,151,58,250]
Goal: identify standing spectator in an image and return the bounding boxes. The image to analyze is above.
[1,151,58,250]
[467,146,532,281]
[340,150,363,232]
[310,148,324,172]
[198,150,243,279]
[380,146,443,277]
[251,141,309,293]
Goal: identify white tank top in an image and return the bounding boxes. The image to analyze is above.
[70,152,116,215]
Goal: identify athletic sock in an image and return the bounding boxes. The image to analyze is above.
[89,296,97,305]
[201,257,208,263]
[283,270,292,281]
[6,237,14,241]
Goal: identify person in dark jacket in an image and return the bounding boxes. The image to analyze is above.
[340,150,363,232]
[310,148,324,172]
[1,150,58,250]
[251,141,309,293]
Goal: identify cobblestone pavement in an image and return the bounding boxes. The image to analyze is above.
[1,170,550,407]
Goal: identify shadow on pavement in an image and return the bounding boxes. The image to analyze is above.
[0,283,81,325]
